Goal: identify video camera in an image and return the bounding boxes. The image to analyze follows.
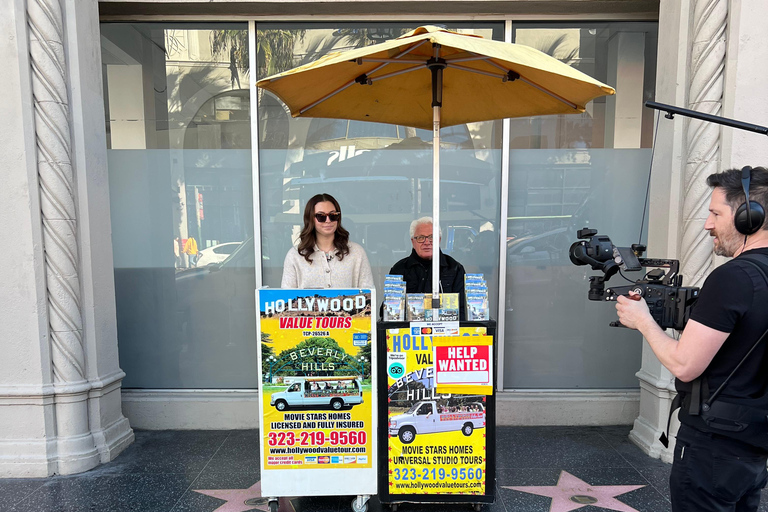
[569,228,700,330]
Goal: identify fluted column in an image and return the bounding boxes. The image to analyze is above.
[29,0,86,387]
[630,0,728,463]
[681,0,727,287]
[27,0,98,474]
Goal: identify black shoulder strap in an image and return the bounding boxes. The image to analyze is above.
[703,253,768,407]
[740,253,768,284]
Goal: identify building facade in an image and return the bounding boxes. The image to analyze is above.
[2,0,766,476]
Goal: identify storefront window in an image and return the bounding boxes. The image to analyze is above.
[102,23,256,388]
[257,23,505,316]
[101,19,657,392]
[504,23,658,388]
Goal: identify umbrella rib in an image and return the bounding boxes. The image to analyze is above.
[517,77,579,109]
[299,80,358,114]
[369,65,424,82]
[479,58,580,109]
[358,58,427,64]
[359,39,430,77]
[448,63,507,79]
[298,41,429,115]
[484,58,514,73]
[393,39,430,58]
[443,55,490,63]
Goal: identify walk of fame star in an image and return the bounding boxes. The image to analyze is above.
[503,470,645,512]
[193,480,294,512]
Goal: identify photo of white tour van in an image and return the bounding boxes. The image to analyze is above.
[270,376,363,411]
[388,400,485,444]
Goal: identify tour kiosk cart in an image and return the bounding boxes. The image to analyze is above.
[257,288,377,512]
[377,316,497,511]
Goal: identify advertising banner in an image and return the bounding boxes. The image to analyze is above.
[386,326,488,496]
[257,288,376,497]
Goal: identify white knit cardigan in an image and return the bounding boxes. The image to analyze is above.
[280,241,374,289]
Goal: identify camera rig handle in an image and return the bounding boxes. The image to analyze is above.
[637,258,682,286]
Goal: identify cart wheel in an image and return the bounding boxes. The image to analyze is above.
[269,499,279,512]
[390,504,398,512]
[351,496,369,512]
[472,504,482,511]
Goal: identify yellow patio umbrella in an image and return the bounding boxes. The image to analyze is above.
[257,25,615,303]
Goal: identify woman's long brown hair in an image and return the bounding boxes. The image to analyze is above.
[297,193,350,263]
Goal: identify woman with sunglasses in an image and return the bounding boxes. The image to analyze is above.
[281,193,374,289]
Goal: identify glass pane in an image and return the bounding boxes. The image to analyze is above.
[511,23,658,150]
[101,23,256,388]
[257,22,504,315]
[504,21,658,388]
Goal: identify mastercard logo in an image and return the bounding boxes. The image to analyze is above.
[421,327,432,334]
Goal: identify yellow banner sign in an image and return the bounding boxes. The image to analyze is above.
[386,327,487,495]
[259,289,373,471]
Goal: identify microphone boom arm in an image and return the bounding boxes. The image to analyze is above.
[646,101,768,136]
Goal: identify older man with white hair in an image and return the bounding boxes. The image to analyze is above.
[388,216,467,319]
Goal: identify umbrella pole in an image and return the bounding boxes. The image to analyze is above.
[428,48,446,314]
[432,103,441,310]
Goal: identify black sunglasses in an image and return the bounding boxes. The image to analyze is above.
[315,212,341,222]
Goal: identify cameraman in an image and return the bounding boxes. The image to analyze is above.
[617,166,768,512]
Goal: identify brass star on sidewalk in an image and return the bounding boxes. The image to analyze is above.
[503,470,645,512]
[194,481,294,512]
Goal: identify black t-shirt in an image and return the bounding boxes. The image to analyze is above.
[687,248,768,399]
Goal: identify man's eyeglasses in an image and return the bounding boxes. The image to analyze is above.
[315,212,341,222]
[412,235,433,243]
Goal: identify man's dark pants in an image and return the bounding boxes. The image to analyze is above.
[671,424,768,512]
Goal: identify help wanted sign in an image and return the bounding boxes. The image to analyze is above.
[432,336,493,388]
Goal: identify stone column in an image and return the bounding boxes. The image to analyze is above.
[630,0,728,462]
[0,0,132,477]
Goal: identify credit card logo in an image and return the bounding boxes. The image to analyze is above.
[344,456,357,463]
[305,456,317,464]
[318,456,330,464]
[356,456,368,464]
[331,456,341,464]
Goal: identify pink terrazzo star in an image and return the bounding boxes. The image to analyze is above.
[194,480,294,512]
[503,470,645,512]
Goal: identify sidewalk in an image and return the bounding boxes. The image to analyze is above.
[2,425,765,512]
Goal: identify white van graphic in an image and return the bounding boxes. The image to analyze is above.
[388,400,485,444]
[270,376,363,411]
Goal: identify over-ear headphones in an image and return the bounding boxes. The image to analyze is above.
[734,165,766,235]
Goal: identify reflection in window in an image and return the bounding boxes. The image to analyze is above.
[185,90,251,150]
[504,22,658,389]
[348,121,398,139]
[511,23,658,150]
[102,23,256,389]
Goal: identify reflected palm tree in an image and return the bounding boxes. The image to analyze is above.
[210,29,308,80]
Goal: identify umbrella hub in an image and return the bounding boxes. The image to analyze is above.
[426,57,447,108]
[425,57,447,71]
